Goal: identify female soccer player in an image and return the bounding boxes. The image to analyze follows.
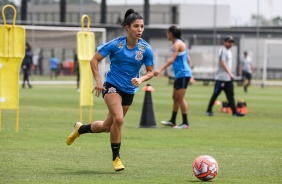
[154,26,193,129]
[66,9,154,172]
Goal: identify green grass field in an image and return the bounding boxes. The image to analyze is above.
[0,77,281,184]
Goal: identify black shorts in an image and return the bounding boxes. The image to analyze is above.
[173,77,191,90]
[242,71,252,80]
[102,82,134,106]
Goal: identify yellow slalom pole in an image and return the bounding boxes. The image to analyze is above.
[0,5,25,132]
[80,106,82,123]
[2,5,17,26]
[89,105,92,124]
[77,14,94,124]
[81,14,90,32]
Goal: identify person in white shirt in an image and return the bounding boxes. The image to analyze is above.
[206,36,244,117]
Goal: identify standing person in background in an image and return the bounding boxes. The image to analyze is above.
[154,25,193,129]
[32,48,39,75]
[206,36,245,117]
[240,51,254,92]
[49,50,58,79]
[38,48,44,75]
[73,49,80,91]
[66,9,154,172]
[116,16,122,24]
[21,42,33,88]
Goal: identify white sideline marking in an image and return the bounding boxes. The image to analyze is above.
[19,81,76,85]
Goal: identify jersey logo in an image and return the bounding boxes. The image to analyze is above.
[108,87,117,93]
[135,51,143,61]
[138,44,145,51]
[117,42,124,49]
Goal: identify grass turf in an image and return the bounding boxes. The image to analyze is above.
[0,77,281,184]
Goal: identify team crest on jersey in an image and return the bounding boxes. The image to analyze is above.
[135,51,143,61]
[117,42,124,49]
[138,44,145,51]
[108,87,117,93]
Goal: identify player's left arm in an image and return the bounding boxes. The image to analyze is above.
[187,52,196,83]
[132,65,154,87]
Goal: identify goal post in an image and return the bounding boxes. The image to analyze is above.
[23,25,107,81]
[262,40,282,87]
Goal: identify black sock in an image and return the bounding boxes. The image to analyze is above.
[78,124,93,134]
[182,114,188,125]
[170,111,178,124]
[111,143,121,161]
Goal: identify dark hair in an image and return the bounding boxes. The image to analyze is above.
[26,42,31,50]
[168,26,182,39]
[224,36,235,43]
[120,9,143,28]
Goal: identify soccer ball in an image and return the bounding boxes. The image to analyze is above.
[192,155,218,181]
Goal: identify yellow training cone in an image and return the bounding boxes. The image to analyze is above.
[0,5,25,132]
[77,14,95,123]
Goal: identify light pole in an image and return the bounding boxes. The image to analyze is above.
[256,0,260,80]
[212,0,217,74]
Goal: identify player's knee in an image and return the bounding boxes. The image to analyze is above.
[172,94,178,101]
[114,116,124,126]
[173,95,182,102]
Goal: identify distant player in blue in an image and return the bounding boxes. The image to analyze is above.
[154,26,194,129]
[49,51,58,79]
[66,9,154,171]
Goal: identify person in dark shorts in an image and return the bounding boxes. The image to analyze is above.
[66,9,154,172]
[154,26,193,129]
[206,36,245,117]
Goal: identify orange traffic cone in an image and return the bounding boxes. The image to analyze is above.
[139,84,157,128]
[214,100,221,105]
[236,99,248,114]
[221,101,232,114]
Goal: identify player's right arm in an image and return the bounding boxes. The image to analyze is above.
[220,59,234,80]
[219,50,234,80]
[154,42,179,76]
[90,52,106,97]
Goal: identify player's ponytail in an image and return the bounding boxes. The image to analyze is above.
[168,26,182,39]
[120,9,143,28]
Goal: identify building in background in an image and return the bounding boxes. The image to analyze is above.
[1,1,282,80]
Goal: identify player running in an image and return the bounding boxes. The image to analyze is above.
[66,9,154,171]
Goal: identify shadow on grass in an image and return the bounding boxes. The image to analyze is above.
[187,180,214,183]
[50,168,121,175]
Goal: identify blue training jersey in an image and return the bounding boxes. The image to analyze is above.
[49,57,58,69]
[97,36,154,94]
[171,39,192,79]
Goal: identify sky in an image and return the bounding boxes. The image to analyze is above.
[101,0,282,26]
[10,0,282,26]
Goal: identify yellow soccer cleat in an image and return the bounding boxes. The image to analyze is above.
[66,122,83,145]
[112,156,125,172]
